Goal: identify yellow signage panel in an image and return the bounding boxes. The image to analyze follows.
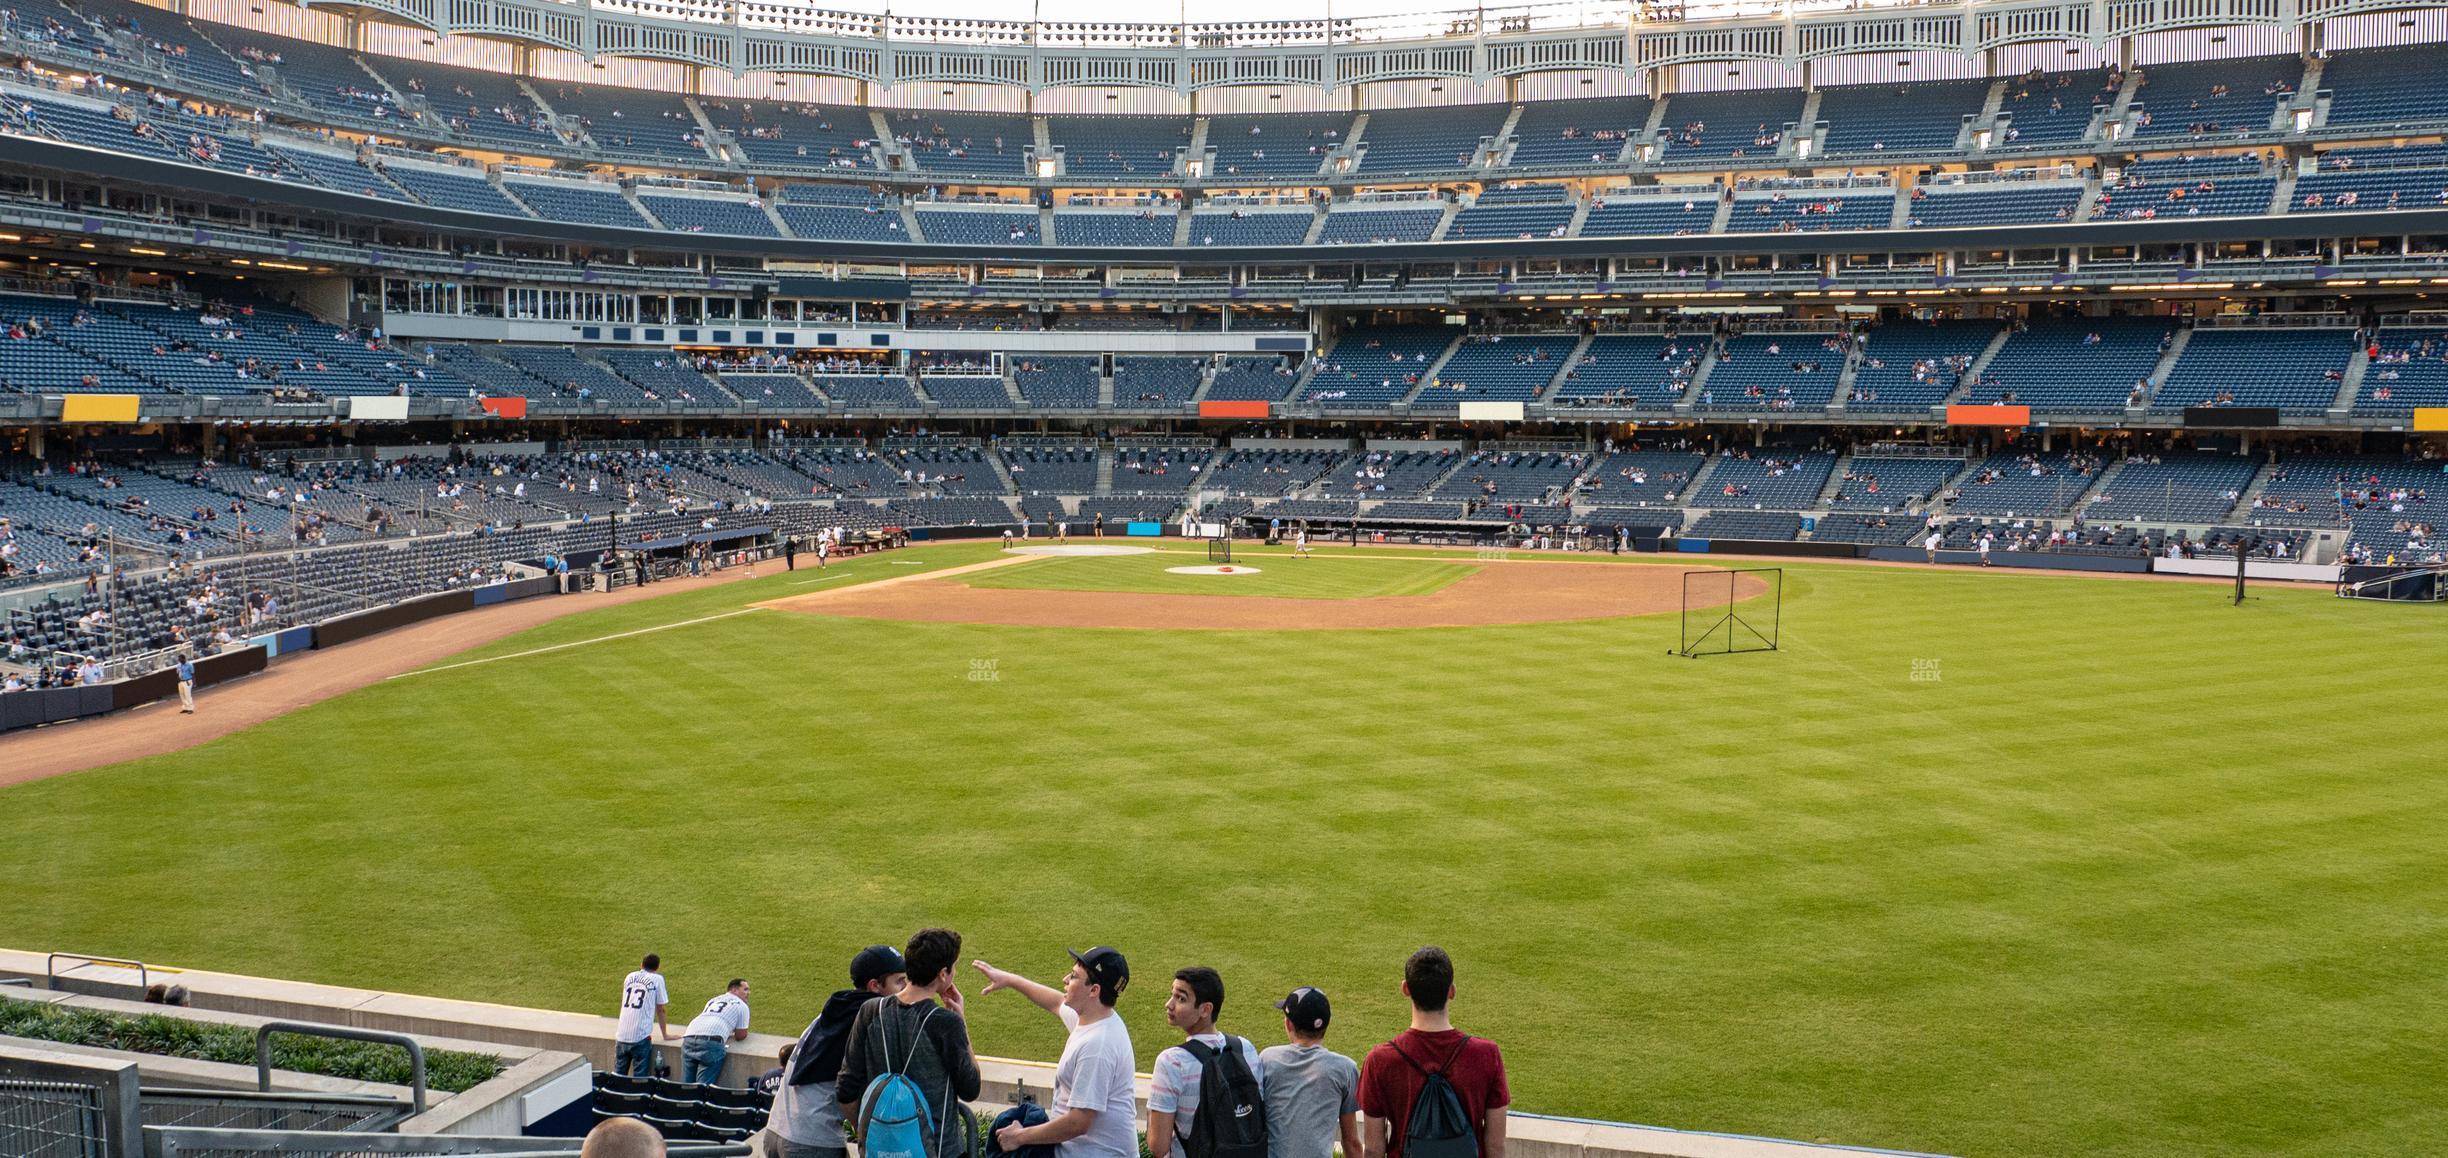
[60,394,141,423]
[2413,407,2448,432]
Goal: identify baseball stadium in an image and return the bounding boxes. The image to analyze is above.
[0,0,2442,1154]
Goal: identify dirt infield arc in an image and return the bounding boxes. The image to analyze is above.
[764,553,1766,630]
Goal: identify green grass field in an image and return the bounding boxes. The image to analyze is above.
[2,542,2443,1158]
[966,549,1475,599]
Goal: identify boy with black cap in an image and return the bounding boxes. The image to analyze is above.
[972,948,1138,1158]
[1260,988,1361,1158]
[837,929,982,1158]
[766,945,907,1158]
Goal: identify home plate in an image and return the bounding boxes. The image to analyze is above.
[1008,545,1155,557]
[1167,564,1263,575]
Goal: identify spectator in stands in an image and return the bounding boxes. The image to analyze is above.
[973,948,1138,1158]
[772,944,907,1158]
[582,1116,666,1158]
[681,979,753,1085]
[613,954,671,1078]
[1147,967,1264,1158]
[1262,987,1362,1158]
[1359,948,1508,1158]
[837,930,981,1158]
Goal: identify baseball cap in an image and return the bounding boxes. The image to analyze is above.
[850,945,906,989]
[1066,946,1130,999]
[1276,987,1332,1033]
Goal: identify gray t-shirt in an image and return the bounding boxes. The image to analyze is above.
[1258,1043,1359,1158]
[769,1075,842,1150]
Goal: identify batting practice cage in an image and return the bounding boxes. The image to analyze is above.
[2336,565,2445,603]
[1207,536,1234,564]
[1677,567,1784,657]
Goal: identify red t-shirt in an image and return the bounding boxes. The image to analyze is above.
[1358,1029,1510,1158]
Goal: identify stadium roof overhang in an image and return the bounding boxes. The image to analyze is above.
[13,135,2447,272]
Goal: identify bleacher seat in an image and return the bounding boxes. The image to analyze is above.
[1689,451,1835,510]
[1353,104,1509,176]
[1185,209,1313,247]
[1549,335,1702,408]
[1049,116,1188,178]
[1657,88,1807,161]
[1298,325,1454,409]
[1904,183,2084,228]
[1011,357,1100,409]
[1974,318,2173,413]
[1579,193,1718,237]
[1410,334,1573,412]
[1697,333,1842,412]
[889,109,1033,176]
[1827,457,1965,512]
[2082,455,2256,522]
[1725,192,1893,233]
[1505,97,1651,169]
[2125,56,2298,141]
[1204,111,1350,178]
[1944,451,2106,516]
[1053,210,1175,247]
[2152,327,2352,415]
[1447,187,1574,241]
[915,206,1039,246]
[504,179,651,229]
[1816,81,1988,154]
[1317,205,1444,245]
[1848,320,1995,412]
[638,193,777,237]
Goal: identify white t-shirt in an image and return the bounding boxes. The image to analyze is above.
[1052,1004,1139,1158]
[615,970,669,1044]
[684,992,751,1039]
[1150,1033,1263,1143]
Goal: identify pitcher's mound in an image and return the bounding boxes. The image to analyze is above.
[1166,565,1262,576]
[1006,544,1154,557]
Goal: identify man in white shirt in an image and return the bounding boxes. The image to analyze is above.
[1148,967,1263,1158]
[681,978,753,1086]
[974,948,1138,1158]
[614,954,671,1078]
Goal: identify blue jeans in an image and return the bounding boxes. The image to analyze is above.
[614,1037,656,1077]
[681,1035,728,1086]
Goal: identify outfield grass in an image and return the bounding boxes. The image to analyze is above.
[965,549,1475,599]
[1,543,2443,1158]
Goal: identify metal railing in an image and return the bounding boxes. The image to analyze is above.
[45,955,148,993]
[0,1079,106,1158]
[139,1090,409,1135]
[253,1025,425,1115]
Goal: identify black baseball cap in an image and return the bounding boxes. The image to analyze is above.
[851,945,906,989]
[1276,987,1332,1033]
[1067,946,1130,999]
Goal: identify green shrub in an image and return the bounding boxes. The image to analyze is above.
[0,1000,506,1093]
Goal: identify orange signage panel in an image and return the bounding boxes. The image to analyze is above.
[60,394,141,423]
[1198,400,1270,419]
[479,396,529,420]
[2413,407,2448,432]
[1947,404,2032,426]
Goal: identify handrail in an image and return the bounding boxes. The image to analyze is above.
[255,1022,427,1114]
[46,952,148,992]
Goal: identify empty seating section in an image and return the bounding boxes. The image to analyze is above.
[1012,357,1100,409]
[1547,336,1694,408]
[1318,206,1444,245]
[1849,320,1995,411]
[1975,319,2171,412]
[1329,450,1461,498]
[1658,89,1805,161]
[1354,104,1508,175]
[1827,457,1964,511]
[1699,333,1841,411]
[2247,456,2430,532]
[1690,452,1835,510]
[1072,497,1178,526]
[2290,159,2447,212]
[1112,446,1210,494]
[719,372,826,408]
[1686,511,1803,540]
[427,344,549,398]
[918,374,1011,410]
[7,93,190,164]
[699,100,876,170]
[784,448,904,497]
[2127,56,2296,140]
[2153,328,2351,414]
[915,207,1038,246]
[890,110,1032,176]
[1001,445,1098,495]
[1581,451,1703,507]
[1367,500,1466,521]
[2084,456,2255,522]
[77,0,265,97]
[1817,82,1987,153]
[1945,451,2105,516]
[1448,187,1574,240]
[1207,356,1300,401]
[638,193,776,237]
[492,346,650,404]
[892,496,1017,526]
[2098,155,2273,219]
[2317,46,2448,130]
[1050,116,1188,177]
[777,186,906,241]
[267,144,397,198]
[540,83,704,162]
[366,57,558,149]
[1113,358,1200,408]
[893,447,1002,494]
[201,25,391,124]
[1579,194,1717,237]
[2357,329,2448,415]
[1428,451,1586,504]
[503,179,649,229]
[1998,69,2113,144]
[1726,192,1893,232]
[1204,111,1350,178]
[1200,450,1339,496]
[1186,210,1313,246]
[1905,183,2084,227]
[597,350,730,404]
[1300,325,1454,408]
[1505,97,1650,169]
[380,163,528,216]
[1809,513,1923,545]
[814,375,922,409]
[1053,211,1176,247]
[1413,334,1573,411]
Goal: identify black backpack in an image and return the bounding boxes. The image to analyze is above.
[1177,1037,1268,1158]
[1389,1036,1477,1158]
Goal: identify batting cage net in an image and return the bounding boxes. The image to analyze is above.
[1207,536,1235,564]
[1677,567,1783,657]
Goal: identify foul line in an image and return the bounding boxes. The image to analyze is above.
[387,607,769,679]
[792,573,852,586]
